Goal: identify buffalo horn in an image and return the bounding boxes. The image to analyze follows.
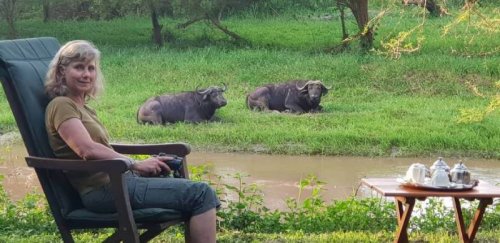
[296,80,318,90]
[221,82,227,92]
[196,85,210,95]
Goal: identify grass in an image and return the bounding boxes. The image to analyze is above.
[0,5,499,159]
[2,231,500,242]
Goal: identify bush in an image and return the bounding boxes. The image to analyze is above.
[1,169,500,240]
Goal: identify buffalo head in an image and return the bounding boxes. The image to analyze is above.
[196,83,227,107]
[296,80,331,102]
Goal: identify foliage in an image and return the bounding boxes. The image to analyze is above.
[217,172,272,232]
[0,0,18,38]
[2,170,500,241]
[92,0,145,20]
[0,175,57,236]
[458,80,500,123]
[376,15,425,59]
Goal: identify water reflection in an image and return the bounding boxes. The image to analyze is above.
[188,152,500,209]
[1,141,499,210]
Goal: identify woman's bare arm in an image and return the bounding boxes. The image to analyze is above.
[57,118,171,176]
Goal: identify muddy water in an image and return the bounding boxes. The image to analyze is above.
[1,140,499,210]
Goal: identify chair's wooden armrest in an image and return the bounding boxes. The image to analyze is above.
[111,143,191,157]
[25,156,129,174]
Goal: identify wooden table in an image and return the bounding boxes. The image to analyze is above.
[361,178,500,243]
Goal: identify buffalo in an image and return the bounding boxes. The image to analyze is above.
[137,84,227,124]
[246,80,330,113]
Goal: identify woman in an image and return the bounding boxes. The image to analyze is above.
[44,40,219,243]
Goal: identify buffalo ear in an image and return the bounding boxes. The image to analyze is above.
[321,85,329,95]
[300,87,309,95]
[203,94,209,100]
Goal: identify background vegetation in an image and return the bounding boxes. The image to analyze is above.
[1,0,498,158]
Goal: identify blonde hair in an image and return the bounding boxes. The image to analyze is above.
[45,40,104,99]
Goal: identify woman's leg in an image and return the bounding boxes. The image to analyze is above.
[127,176,219,241]
[83,176,219,241]
[188,208,216,243]
[126,177,219,213]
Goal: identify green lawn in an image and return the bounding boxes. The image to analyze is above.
[1,6,499,159]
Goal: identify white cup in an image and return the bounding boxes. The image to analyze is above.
[405,163,427,183]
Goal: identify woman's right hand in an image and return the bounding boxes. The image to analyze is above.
[131,157,171,177]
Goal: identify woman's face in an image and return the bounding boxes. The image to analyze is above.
[62,59,96,97]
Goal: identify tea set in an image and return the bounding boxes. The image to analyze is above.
[402,157,474,189]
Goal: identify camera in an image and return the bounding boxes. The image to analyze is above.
[156,153,184,178]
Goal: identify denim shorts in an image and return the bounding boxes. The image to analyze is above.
[81,172,220,216]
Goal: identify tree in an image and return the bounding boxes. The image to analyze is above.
[0,0,18,38]
[333,0,374,51]
[346,0,373,50]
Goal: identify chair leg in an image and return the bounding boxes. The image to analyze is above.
[184,220,190,243]
[55,224,75,243]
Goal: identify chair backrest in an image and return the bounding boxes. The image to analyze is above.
[0,37,83,216]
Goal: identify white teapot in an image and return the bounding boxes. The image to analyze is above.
[430,157,450,175]
[431,167,450,187]
[405,163,427,183]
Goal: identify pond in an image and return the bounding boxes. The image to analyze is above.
[1,135,499,210]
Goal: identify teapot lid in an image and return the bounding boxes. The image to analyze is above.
[452,161,468,171]
[433,157,449,167]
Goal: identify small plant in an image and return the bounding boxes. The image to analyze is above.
[216,172,271,232]
[0,175,57,236]
[282,174,328,232]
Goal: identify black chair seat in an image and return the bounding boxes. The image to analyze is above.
[66,208,184,224]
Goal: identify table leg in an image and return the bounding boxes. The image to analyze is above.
[394,196,415,243]
[452,197,493,243]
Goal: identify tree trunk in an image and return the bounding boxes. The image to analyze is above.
[402,0,448,16]
[42,0,50,22]
[209,16,243,42]
[348,0,373,50]
[150,5,163,47]
[337,1,349,48]
[463,0,478,10]
[426,0,440,16]
[177,16,204,29]
[1,0,18,38]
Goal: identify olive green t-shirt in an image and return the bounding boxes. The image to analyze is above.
[45,96,112,195]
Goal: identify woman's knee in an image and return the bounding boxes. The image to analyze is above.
[188,182,220,215]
